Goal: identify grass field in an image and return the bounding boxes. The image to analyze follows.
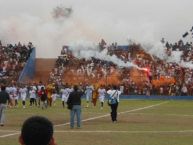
[1,99,193,145]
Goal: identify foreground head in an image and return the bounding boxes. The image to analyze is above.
[19,116,56,145]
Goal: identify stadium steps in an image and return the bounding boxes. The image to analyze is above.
[34,58,56,83]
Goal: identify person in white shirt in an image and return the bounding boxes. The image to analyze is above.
[51,90,58,107]
[181,84,188,96]
[85,84,93,108]
[8,85,18,107]
[19,85,28,108]
[6,86,13,107]
[31,85,38,106]
[61,85,72,108]
[29,87,36,107]
[98,85,106,109]
[107,85,121,123]
[12,85,18,107]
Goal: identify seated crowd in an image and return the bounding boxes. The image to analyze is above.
[0,41,34,85]
[51,39,193,96]
[0,39,192,97]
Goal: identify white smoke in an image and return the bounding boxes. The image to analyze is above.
[127,36,193,69]
[0,0,193,59]
[166,51,183,63]
[167,51,193,69]
[69,40,139,68]
[180,61,193,69]
[164,50,193,69]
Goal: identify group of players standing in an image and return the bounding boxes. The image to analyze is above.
[1,81,111,109]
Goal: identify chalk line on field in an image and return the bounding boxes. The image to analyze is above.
[0,132,20,138]
[54,130,193,134]
[0,101,168,138]
[55,101,168,127]
[0,130,18,133]
[128,113,193,118]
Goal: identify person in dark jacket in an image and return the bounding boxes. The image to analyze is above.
[67,85,83,129]
[0,85,10,126]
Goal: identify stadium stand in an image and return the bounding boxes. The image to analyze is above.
[0,41,34,85]
[49,39,193,96]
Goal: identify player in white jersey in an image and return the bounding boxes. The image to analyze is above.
[51,90,58,106]
[98,85,106,109]
[8,86,18,107]
[12,85,19,107]
[6,86,12,107]
[31,85,38,106]
[29,87,36,107]
[85,84,94,108]
[19,85,28,108]
[61,85,73,108]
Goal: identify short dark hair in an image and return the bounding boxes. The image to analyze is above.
[1,85,6,91]
[113,85,117,90]
[21,116,53,145]
[73,85,78,91]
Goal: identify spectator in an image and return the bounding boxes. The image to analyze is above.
[67,85,83,129]
[107,85,121,123]
[19,116,56,145]
[181,84,188,96]
[0,85,10,126]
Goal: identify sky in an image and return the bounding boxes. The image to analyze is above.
[0,0,193,58]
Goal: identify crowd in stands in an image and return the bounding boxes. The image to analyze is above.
[165,39,193,62]
[0,41,34,85]
[51,39,193,96]
[0,39,192,97]
[48,46,71,85]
